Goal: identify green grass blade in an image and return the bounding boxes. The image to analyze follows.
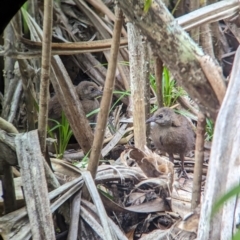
[110,90,130,113]
[86,108,100,118]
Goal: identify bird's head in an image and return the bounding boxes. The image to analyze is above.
[76,81,103,100]
[146,107,180,127]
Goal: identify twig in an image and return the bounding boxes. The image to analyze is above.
[85,6,123,182]
[38,0,53,155]
[154,56,164,108]
[191,111,206,210]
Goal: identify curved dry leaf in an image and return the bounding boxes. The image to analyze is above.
[82,199,128,240]
[139,227,197,240]
[100,192,169,214]
[51,158,81,183]
[123,146,174,181]
[177,211,199,234]
[126,192,146,205]
[125,198,170,213]
[80,205,106,239]
[82,171,114,240]
[96,165,147,182]
[135,178,169,190]
[101,123,127,157]
[100,192,130,213]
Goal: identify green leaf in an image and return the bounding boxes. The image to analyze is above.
[75,150,91,168]
[150,66,185,108]
[233,229,240,240]
[212,184,240,217]
[144,0,152,13]
[205,118,214,141]
[48,112,73,158]
[232,230,240,240]
[21,4,30,35]
[98,187,113,200]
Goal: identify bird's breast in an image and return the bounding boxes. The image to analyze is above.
[150,124,190,154]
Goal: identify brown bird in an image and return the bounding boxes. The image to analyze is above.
[48,81,102,125]
[146,107,195,178]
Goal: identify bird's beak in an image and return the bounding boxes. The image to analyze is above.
[146,116,156,124]
[96,90,103,97]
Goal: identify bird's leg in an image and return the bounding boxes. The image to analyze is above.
[168,153,174,163]
[178,153,189,179]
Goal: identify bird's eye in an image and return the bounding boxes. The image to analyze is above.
[90,88,95,92]
[158,114,163,119]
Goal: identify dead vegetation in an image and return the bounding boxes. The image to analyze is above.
[0,0,239,239]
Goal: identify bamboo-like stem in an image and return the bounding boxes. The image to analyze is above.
[38,0,53,155]
[144,43,151,147]
[128,23,146,148]
[86,0,127,37]
[18,60,36,130]
[86,6,123,180]
[200,0,215,59]
[200,24,214,59]
[191,111,206,210]
[0,118,18,214]
[189,0,200,44]
[154,56,164,108]
[1,20,17,121]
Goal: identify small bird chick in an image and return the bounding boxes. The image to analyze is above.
[75,81,102,122]
[146,107,195,178]
[48,81,102,124]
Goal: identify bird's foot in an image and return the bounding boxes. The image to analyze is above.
[177,168,189,179]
